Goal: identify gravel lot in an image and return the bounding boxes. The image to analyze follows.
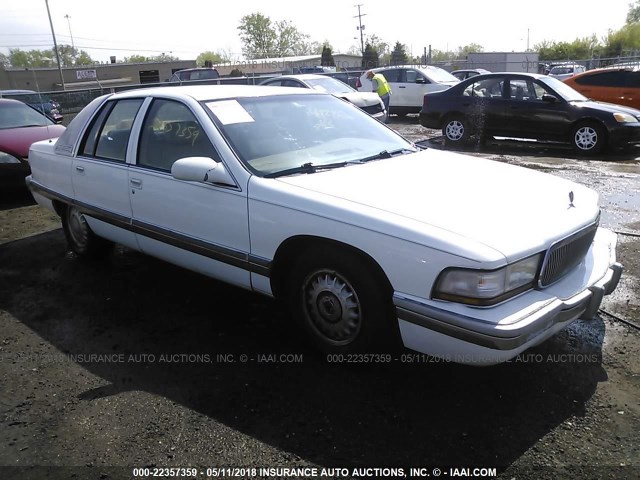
[1,116,639,480]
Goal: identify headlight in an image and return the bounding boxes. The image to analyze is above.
[0,151,23,164]
[613,112,638,123]
[433,254,542,306]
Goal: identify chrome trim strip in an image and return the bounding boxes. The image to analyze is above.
[394,293,589,351]
[27,178,271,277]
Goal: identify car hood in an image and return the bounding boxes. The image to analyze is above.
[0,124,65,158]
[275,149,600,261]
[336,91,383,107]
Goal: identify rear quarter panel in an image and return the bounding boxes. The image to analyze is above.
[29,139,74,201]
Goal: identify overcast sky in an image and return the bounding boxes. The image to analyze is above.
[0,0,632,64]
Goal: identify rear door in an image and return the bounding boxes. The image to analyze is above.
[72,98,144,250]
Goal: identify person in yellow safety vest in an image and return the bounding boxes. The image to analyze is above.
[366,70,391,122]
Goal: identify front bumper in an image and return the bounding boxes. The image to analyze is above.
[395,238,622,365]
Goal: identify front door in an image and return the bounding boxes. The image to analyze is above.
[128,98,251,289]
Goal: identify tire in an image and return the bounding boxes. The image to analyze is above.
[61,205,112,259]
[286,248,397,353]
[443,115,471,145]
[572,122,606,155]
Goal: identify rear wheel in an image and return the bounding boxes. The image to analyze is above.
[61,205,112,258]
[286,248,397,353]
[572,122,606,155]
[443,115,472,145]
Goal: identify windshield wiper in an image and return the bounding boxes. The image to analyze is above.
[359,147,417,163]
[264,161,348,178]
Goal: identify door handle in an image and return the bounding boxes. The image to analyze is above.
[398,86,406,89]
[130,178,142,189]
[75,165,85,173]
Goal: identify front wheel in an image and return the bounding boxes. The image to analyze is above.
[572,122,606,155]
[61,205,112,258]
[287,249,397,353]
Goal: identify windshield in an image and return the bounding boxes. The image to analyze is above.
[304,77,354,94]
[424,67,459,83]
[0,102,53,129]
[205,94,414,176]
[539,76,588,102]
[549,66,574,75]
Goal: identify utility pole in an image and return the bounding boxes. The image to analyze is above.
[354,4,366,56]
[65,14,75,50]
[45,0,65,90]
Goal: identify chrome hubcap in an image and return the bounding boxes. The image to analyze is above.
[302,270,361,345]
[575,126,598,150]
[446,120,464,141]
[68,208,90,248]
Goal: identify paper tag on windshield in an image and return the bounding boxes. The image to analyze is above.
[206,100,255,125]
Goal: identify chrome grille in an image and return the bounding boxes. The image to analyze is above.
[539,220,599,287]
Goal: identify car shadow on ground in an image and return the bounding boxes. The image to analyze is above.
[0,186,35,211]
[420,135,640,162]
[0,230,609,469]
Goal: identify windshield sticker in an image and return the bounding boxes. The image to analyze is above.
[206,100,255,125]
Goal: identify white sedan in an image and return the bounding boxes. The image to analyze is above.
[26,85,622,365]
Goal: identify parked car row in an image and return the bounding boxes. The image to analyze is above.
[0,99,66,190]
[260,74,387,121]
[0,89,64,123]
[24,85,622,365]
[356,65,460,115]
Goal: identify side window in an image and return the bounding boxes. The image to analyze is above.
[80,99,143,162]
[508,79,537,101]
[464,78,504,98]
[575,71,626,87]
[382,69,402,83]
[138,99,219,172]
[406,70,429,84]
[282,80,304,88]
[263,80,282,86]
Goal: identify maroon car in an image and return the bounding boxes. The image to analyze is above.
[0,98,66,189]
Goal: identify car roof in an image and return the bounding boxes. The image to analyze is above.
[459,72,547,81]
[0,98,33,106]
[0,89,37,95]
[372,65,445,72]
[174,67,219,73]
[273,74,335,81]
[108,85,323,102]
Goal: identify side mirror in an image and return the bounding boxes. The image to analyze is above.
[171,157,235,186]
[415,77,427,84]
[541,94,558,103]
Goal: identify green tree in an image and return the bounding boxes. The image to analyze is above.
[366,34,389,60]
[457,43,484,58]
[274,19,310,56]
[0,52,9,68]
[238,12,277,59]
[124,54,150,63]
[390,41,408,65]
[9,48,54,67]
[628,1,640,23]
[196,51,225,67]
[75,50,94,65]
[321,45,335,66]
[361,43,379,69]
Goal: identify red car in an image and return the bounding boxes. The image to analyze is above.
[0,98,65,189]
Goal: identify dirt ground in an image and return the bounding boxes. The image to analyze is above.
[1,118,639,480]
